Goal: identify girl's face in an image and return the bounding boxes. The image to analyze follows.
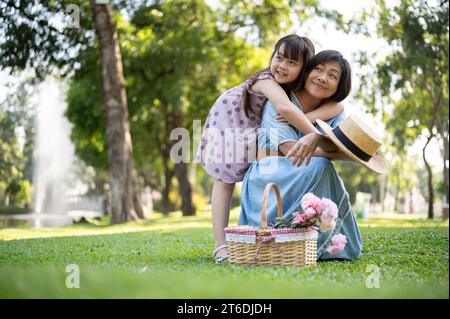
[304,60,342,100]
[270,44,303,84]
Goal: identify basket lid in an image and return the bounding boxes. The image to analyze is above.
[224,226,257,235]
[225,226,316,235]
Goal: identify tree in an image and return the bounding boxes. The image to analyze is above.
[90,1,143,222]
[355,0,449,218]
[0,76,36,207]
[0,109,24,205]
[0,0,143,223]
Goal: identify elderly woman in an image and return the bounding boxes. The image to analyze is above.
[239,50,363,260]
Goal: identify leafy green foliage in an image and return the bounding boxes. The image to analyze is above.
[350,0,449,214]
[0,79,35,206]
[273,213,316,228]
[334,161,380,204]
[0,0,95,78]
[379,0,447,152]
[0,110,23,202]
[65,47,107,171]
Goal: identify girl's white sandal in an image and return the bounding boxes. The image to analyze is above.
[212,244,228,264]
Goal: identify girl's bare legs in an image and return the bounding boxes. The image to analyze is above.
[211,180,235,258]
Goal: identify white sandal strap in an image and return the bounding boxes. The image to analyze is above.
[214,255,228,264]
[212,244,228,257]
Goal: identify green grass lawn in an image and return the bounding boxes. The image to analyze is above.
[0,207,448,298]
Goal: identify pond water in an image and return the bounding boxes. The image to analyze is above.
[0,211,103,228]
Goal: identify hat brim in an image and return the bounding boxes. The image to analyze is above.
[317,119,388,175]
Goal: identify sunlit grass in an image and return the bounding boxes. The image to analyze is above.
[1,206,447,241]
[0,207,448,298]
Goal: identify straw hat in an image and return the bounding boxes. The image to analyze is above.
[317,116,388,174]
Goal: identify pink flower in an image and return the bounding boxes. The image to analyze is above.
[331,233,347,246]
[292,211,306,225]
[320,212,335,225]
[320,198,338,219]
[304,207,317,220]
[326,234,347,254]
[326,245,341,254]
[319,220,336,231]
[319,198,338,230]
[327,244,343,254]
[301,193,321,211]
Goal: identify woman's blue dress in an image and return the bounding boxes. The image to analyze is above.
[239,93,363,260]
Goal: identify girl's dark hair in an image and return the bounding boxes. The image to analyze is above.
[242,34,315,117]
[298,50,352,104]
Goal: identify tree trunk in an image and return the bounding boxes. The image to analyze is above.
[380,175,387,212]
[443,140,449,200]
[441,132,449,202]
[423,135,434,219]
[172,111,195,216]
[174,162,196,216]
[161,164,174,215]
[394,173,400,212]
[409,188,414,214]
[431,90,448,200]
[90,1,143,223]
[132,169,144,219]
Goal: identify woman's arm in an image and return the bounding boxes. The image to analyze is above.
[313,148,353,161]
[279,142,353,165]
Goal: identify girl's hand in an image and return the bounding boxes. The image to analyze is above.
[286,133,322,167]
[276,113,289,123]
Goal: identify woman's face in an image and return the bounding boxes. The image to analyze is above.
[304,60,342,100]
[270,44,303,84]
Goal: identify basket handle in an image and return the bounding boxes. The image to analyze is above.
[260,182,283,228]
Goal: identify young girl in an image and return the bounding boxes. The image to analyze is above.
[195,34,344,263]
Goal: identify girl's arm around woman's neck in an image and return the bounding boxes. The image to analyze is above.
[305,102,344,124]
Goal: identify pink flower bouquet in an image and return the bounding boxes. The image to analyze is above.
[273,192,347,255]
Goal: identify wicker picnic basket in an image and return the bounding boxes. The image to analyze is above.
[225,182,317,266]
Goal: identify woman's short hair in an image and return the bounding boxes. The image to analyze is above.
[297,50,352,103]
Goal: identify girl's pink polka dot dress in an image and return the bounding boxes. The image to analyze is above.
[196,71,274,183]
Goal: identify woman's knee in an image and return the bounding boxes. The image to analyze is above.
[311,157,331,167]
[300,157,331,176]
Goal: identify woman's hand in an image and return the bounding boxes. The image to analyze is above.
[286,132,323,167]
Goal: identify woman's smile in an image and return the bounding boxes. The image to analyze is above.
[312,81,326,90]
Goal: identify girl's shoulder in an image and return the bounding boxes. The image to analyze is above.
[245,69,275,96]
[246,69,274,84]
